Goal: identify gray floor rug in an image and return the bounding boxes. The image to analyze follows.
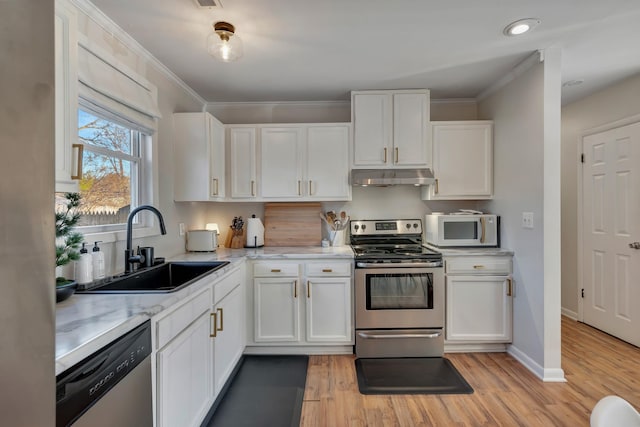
[203,355,308,427]
[355,357,474,395]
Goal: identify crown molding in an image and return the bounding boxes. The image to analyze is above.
[70,0,206,107]
[207,100,351,108]
[477,50,543,102]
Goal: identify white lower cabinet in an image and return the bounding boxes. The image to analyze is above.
[155,287,214,427]
[213,268,246,395]
[444,256,513,349]
[249,260,353,348]
[154,263,246,427]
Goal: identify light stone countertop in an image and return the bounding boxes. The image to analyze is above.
[55,246,353,375]
[423,243,514,257]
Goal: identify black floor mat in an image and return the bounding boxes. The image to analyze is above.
[204,355,308,427]
[355,357,474,395]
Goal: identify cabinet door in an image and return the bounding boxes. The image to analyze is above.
[305,277,352,343]
[352,93,392,167]
[55,0,79,193]
[213,283,245,395]
[445,275,512,342]
[209,115,225,198]
[156,310,214,427]
[174,113,225,201]
[229,127,258,198]
[393,92,430,166]
[428,121,493,200]
[254,277,300,342]
[260,127,303,198]
[306,126,351,200]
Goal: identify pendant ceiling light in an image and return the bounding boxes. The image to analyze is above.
[207,21,243,62]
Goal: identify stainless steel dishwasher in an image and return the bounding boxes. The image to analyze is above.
[56,320,153,427]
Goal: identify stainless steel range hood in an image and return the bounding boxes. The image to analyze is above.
[351,168,435,186]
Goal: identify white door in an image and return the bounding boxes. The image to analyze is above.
[582,122,640,347]
[393,92,430,166]
[254,278,300,342]
[213,284,245,395]
[229,127,257,198]
[352,93,391,167]
[305,277,352,342]
[306,126,350,199]
[260,127,303,198]
[208,115,225,198]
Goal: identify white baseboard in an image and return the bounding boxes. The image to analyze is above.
[507,345,566,382]
[244,345,353,355]
[561,307,578,320]
[445,342,508,353]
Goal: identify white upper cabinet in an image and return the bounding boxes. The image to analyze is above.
[228,126,258,199]
[260,127,304,198]
[55,0,80,192]
[306,125,351,200]
[352,90,430,168]
[173,112,225,201]
[423,121,493,200]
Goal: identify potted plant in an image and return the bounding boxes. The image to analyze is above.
[55,192,83,302]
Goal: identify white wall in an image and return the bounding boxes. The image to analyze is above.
[561,72,640,317]
[71,0,209,275]
[477,51,564,380]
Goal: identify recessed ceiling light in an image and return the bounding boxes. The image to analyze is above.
[562,79,585,87]
[503,18,541,36]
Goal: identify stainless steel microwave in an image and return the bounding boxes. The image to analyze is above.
[425,214,499,247]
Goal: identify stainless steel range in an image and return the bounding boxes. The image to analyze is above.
[351,219,444,358]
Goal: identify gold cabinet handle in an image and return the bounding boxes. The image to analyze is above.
[298,180,302,196]
[209,312,218,338]
[395,147,399,164]
[507,278,513,297]
[294,280,298,298]
[271,269,281,273]
[307,280,311,298]
[71,143,83,180]
[322,268,333,273]
[309,180,313,196]
[217,307,224,331]
[434,178,439,194]
[212,178,219,196]
[473,265,485,269]
[480,216,486,243]
[251,180,255,196]
[383,147,387,163]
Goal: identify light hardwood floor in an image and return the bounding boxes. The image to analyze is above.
[300,317,640,426]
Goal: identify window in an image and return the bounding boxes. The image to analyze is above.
[55,108,150,230]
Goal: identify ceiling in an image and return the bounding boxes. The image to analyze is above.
[90,0,640,104]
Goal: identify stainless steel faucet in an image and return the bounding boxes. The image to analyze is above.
[125,205,167,273]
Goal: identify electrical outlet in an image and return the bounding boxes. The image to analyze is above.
[522,212,534,229]
[179,223,185,236]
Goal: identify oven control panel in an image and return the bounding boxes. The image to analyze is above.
[350,219,422,236]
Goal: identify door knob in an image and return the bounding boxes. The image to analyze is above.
[629,242,640,249]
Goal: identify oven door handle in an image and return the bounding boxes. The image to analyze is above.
[356,261,442,268]
[357,331,442,339]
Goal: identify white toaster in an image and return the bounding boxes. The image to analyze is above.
[186,230,218,252]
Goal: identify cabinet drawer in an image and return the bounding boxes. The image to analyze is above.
[306,261,351,276]
[156,287,212,349]
[253,262,299,277]
[445,257,511,275]
[214,266,242,305]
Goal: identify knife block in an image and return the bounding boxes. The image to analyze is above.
[230,229,245,249]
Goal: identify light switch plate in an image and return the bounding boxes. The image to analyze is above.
[179,223,185,236]
[522,212,534,229]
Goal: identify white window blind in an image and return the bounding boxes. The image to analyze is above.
[77,38,161,132]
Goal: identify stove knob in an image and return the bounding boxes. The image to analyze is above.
[354,225,359,231]
[406,223,411,229]
[361,224,366,230]
[413,223,418,228]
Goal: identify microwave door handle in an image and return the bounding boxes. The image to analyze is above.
[479,217,486,243]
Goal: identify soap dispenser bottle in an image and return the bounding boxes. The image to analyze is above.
[91,241,105,280]
[75,243,93,285]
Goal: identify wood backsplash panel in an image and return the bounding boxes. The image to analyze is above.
[264,202,322,247]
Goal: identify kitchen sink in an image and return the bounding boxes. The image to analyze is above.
[76,261,230,294]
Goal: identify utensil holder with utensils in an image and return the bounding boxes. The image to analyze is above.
[320,210,349,246]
